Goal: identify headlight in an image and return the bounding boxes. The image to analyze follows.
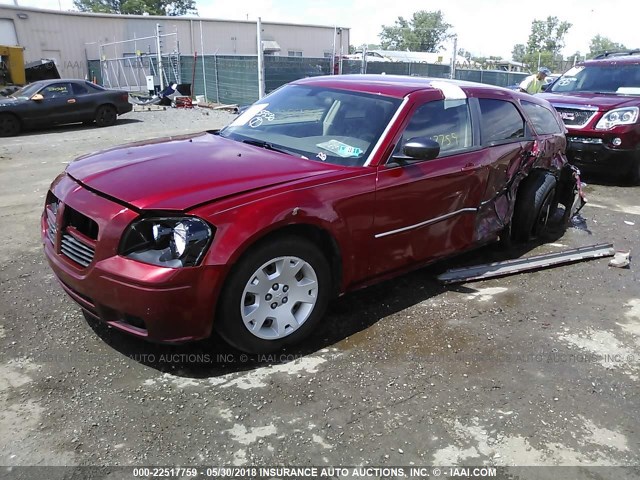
[595,107,639,130]
[120,216,213,268]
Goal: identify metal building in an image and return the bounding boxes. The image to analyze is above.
[0,4,350,81]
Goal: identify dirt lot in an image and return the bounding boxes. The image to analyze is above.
[0,108,639,478]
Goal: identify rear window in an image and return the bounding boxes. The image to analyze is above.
[85,82,106,92]
[478,99,525,144]
[72,83,89,95]
[521,101,564,135]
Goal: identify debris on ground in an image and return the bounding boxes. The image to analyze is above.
[438,243,615,284]
[609,250,631,268]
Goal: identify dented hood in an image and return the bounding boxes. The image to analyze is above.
[66,132,341,210]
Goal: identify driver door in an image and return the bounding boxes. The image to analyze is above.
[371,92,489,276]
[23,82,75,126]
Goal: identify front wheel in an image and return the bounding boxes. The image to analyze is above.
[95,105,117,127]
[630,157,640,185]
[0,113,21,137]
[216,236,331,353]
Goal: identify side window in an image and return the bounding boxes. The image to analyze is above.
[40,83,71,99]
[478,99,525,144]
[72,83,89,95]
[394,99,473,158]
[521,101,564,135]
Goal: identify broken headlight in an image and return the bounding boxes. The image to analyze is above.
[120,216,213,268]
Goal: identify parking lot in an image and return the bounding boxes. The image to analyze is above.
[1,108,639,473]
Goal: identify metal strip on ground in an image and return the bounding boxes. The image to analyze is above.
[437,243,615,284]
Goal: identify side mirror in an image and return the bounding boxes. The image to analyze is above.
[31,93,44,101]
[393,137,441,163]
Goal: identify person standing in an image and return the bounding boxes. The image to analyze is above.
[519,67,552,94]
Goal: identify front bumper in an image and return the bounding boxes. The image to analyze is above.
[42,174,225,343]
[567,138,639,175]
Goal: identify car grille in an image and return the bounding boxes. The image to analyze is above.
[45,201,58,245]
[60,233,95,267]
[554,107,598,128]
[46,193,98,268]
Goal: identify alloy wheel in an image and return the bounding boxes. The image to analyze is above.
[240,256,318,340]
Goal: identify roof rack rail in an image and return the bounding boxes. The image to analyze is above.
[594,49,640,59]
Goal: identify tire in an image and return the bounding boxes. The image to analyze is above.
[630,157,640,185]
[496,221,513,250]
[95,105,117,127]
[215,236,331,354]
[0,113,21,137]
[512,171,557,242]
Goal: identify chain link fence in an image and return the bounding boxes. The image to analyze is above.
[89,56,531,106]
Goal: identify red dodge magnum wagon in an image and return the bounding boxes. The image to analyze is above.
[42,75,582,353]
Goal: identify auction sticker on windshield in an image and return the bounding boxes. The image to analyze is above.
[230,104,268,127]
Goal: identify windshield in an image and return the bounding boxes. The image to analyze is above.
[550,64,640,95]
[10,83,42,100]
[219,84,402,166]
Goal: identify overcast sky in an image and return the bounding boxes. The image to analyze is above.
[2,0,637,59]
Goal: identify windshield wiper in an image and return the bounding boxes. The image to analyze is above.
[242,139,293,156]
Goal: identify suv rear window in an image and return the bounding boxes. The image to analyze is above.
[550,64,640,95]
[521,101,564,135]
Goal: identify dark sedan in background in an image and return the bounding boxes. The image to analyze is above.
[0,79,132,136]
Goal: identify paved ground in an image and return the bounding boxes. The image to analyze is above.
[0,108,639,477]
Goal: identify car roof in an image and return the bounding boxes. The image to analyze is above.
[292,74,520,98]
[581,51,640,66]
[27,79,94,87]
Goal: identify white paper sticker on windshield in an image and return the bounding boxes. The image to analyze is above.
[230,104,268,127]
[317,140,363,158]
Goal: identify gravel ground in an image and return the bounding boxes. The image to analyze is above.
[0,107,639,479]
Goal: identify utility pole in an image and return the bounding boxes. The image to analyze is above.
[331,26,337,75]
[156,23,164,90]
[256,17,265,98]
[451,35,458,80]
[338,28,343,75]
[360,44,367,74]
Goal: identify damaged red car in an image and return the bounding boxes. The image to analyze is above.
[42,75,583,353]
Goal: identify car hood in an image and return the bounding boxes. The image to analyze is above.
[0,96,23,106]
[539,92,639,111]
[66,132,344,210]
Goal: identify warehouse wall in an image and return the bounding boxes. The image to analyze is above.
[0,4,348,80]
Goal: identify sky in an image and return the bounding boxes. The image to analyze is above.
[2,0,637,60]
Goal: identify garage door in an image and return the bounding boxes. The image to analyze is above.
[0,18,19,46]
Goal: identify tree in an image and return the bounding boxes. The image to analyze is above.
[526,16,572,58]
[512,16,571,71]
[379,10,452,52]
[588,35,626,58]
[73,0,197,16]
[457,48,472,61]
[511,44,526,63]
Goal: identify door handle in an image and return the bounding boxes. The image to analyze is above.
[462,162,475,170]
[67,99,76,104]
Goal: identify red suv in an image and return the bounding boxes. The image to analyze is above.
[540,51,640,183]
[42,76,582,353]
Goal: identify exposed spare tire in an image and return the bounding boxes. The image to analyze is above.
[512,170,558,242]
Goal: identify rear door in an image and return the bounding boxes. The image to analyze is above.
[520,100,567,168]
[371,91,489,276]
[472,96,535,238]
